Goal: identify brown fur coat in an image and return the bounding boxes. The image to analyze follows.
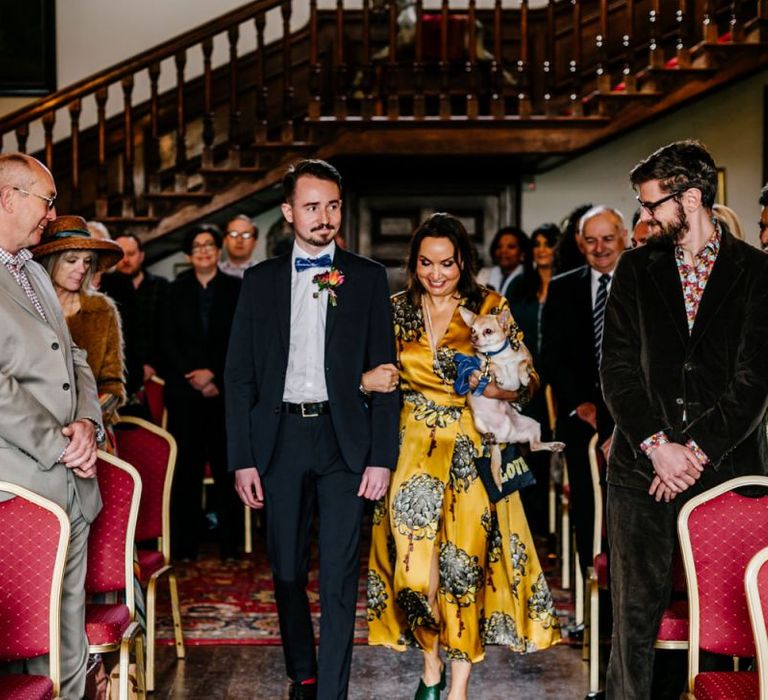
[66,291,126,422]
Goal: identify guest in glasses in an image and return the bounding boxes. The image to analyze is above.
[219,214,259,278]
[163,224,242,561]
[225,159,399,700]
[759,183,768,251]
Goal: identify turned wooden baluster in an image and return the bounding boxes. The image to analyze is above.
[68,100,82,212]
[228,25,241,166]
[42,112,55,171]
[543,0,556,115]
[335,0,348,120]
[569,0,583,116]
[174,51,188,190]
[121,75,135,217]
[702,0,719,45]
[387,0,400,119]
[622,0,637,92]
[730,0,744,42]
[201,38,215,168]
[254,12,268,144]
[309,0,321,120]
[362,0,375,120]
[280,0,295,143]
[596,0,611,92]
[649,0,664,68]
[95,88,109,218]
[147,62,161,193]
[15,124,29,154]
[466,0,478,119]
[439,0,450,119]
[414,0,425,119]
[491,0,505,118]
[517,0,532,117]
[676,0,691,66]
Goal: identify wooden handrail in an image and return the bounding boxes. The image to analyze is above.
[0,0,282,133]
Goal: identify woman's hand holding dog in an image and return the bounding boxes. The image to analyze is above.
[468,370,519,401]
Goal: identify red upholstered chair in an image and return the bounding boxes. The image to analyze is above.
[0,483,70,700]
[85,452,146,700]
[745,546,768,700]
[678,475,768,700]
[143,375,167,430]
[113,416,185,691]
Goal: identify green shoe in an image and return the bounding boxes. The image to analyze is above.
[414,664,446,700]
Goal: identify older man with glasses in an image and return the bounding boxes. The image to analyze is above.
[219,214,259,278]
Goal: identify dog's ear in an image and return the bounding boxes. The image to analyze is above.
[459,307,477,328]
[496,308,511,332]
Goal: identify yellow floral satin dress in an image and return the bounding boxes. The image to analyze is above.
[368,289,560,663]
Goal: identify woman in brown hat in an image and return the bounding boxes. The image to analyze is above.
[32,215,127,437]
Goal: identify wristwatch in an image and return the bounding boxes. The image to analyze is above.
[82,417,106,445]
[358,383,371,398]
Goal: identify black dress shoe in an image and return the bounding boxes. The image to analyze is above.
[289,681,318,699]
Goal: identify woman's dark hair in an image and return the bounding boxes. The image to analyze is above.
[182,223,223,255]
[630,139,717,209]
[405,212,483,310]
[511,223,561,302]
[555,204,590,274]
[487,225,530,270]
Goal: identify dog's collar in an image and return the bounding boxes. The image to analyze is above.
[481,338,510,358]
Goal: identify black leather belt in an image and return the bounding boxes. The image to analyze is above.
[282,401,330,418]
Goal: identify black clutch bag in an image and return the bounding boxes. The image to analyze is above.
[475,443,536,503]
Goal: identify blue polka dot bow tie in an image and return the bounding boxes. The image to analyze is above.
[294,254,333,272]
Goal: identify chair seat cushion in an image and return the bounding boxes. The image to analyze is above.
[135,548,165,583]
[0,674,53,699]
[656,599,688,642]
[85,603,131,645]
[594,552,608,588]
[694,671,758,700]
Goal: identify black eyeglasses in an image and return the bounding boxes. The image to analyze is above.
[12,186,57,211]
[191,242,217,252]
[227,231,255,240]
[635,190,682,216]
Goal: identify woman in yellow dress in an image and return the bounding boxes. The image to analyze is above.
[365,213,560,700]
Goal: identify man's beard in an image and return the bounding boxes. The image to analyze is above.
[646,202,689,249]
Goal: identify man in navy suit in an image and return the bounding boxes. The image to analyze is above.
[225,160,399,700]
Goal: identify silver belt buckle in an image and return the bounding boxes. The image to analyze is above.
[300,402,320,418]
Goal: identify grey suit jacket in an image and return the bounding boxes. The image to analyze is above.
[0,258,102,521]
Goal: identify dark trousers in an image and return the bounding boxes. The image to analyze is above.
[606,483,705,699]
[557,415,596,577]
[262,412,365,700]
[168,391,241,559]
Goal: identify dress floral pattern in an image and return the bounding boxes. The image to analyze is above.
[368,289,560,662]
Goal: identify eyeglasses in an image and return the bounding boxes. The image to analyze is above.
[635,190,682,216]
[227,231,255,240]
[12,186,57,211]
[191,242,217,252]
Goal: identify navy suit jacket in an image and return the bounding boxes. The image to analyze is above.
[224,247,400,475]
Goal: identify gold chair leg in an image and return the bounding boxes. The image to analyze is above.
[119,638,131,700]
[169,572,185,658]
[244,505,252,554]
[135,633,147,698]
[146,578,157,692]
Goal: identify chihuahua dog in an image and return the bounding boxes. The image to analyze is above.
[459,307,565,487]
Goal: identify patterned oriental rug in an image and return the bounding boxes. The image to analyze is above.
[155,539,575,647]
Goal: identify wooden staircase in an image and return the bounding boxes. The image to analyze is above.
[1,0,766,252]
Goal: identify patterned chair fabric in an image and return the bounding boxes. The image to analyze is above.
[0,482,69,699]
[84,604,132,646]
[745,546,768,700]
[143,375,167,429]
[693,671,758,700]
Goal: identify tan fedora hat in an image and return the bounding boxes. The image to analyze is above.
[31,215,124,272]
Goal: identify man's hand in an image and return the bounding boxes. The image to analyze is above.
[361,364,400,393]
[358,466,390,501]
[201,382,220,398]
[575,402,598,430]
[649,476,679,503]
[185,368,215,391]
[143,364,157,382]
[648,442,703,497]
[61,419,98,478]
[600,435,613,461]
[235,467,264,509]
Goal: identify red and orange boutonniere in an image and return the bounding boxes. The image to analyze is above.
[312,267,345,307]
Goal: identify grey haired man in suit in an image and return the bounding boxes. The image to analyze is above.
[0,153,104,699]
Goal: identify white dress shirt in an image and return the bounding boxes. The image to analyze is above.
[282,241,336,403]
[476,264,523,296]
[590,267,614,307]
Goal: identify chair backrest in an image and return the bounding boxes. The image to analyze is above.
[545,384,557,433]
[745,546,768,700]
[85,452,142,615]
[0,482,70,694]
[113,416,177,557]
[679,475,768,688]
[144,375,167,429]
